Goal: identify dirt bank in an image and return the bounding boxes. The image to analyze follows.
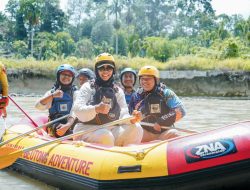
[7,70,250,97]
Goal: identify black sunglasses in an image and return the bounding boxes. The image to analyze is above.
[98,66,114,72]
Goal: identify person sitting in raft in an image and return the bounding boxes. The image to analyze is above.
[0,62,9,118]
[76,68,95,87]
[120,68,137,106]
[72,53,143,146]
[129,65,186,142]
[35,64,78,137]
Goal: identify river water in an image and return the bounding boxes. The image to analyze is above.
[0,97,250,190]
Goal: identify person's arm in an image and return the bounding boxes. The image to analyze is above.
[56,115,76,136]
[0,65,9,117]
[0,66,8,97]
[73,83,98,122]
[156,89,186,127]
[116,87,142,124]
[116,87,130,119]
[35,89,64,110]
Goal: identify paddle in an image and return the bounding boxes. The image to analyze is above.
[0,116,134,170]
[8,95,39,127]
[140,122,198,134]
[0,117,6,139]
[0,114,69,147]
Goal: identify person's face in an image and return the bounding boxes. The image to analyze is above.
[122,72,135,87]
[97,65,114,81]
[59,71,74,85]
[140,75,155,91]
[78,75,88,86]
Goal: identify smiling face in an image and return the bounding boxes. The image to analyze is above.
[97,65,114,81]
[59,70,74,85]
[122,72,135,88]
[139,75,155,92]
[77,75,89,86]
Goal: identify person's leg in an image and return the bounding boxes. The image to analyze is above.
[158,129,179,140]
[112,123,143,146]
[73,123,114,145]
[84,129,115,146]
[141,129,159,142]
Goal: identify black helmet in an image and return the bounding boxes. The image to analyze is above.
[77,68,95,80]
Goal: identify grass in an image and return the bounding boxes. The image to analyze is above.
[1,56,250,76]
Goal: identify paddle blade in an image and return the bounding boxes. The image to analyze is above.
[0,147,18,156]
[0,148,23,169]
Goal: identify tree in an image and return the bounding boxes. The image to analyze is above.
[20,0,43,57]
[91,20,113,45]
[75,38,94,58]
[144,37,173,62]
[40,0,65,33]
[113,30,127,56]
[56,32,75,57]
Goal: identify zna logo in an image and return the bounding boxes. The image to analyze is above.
[185,139,237,163]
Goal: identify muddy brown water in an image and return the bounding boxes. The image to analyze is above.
[0,97,250,189]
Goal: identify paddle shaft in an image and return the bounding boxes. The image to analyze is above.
[23,116,134,153]
[0,114,69,147]
[8,95,38,127]
[140,122,198,134]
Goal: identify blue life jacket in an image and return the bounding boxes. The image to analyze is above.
[125,90,136,105]
[84,85,121,125]
[49,86,77,121]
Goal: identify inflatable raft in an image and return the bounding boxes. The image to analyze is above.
[1,120,250,190]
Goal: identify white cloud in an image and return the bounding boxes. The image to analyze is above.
[1,0,249,18]
[0,0,9,12]
[211,0,250,18]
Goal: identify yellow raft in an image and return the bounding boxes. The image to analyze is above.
[1,120,250,190]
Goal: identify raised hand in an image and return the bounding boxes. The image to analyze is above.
[130,110,142,124]
[95,102,111,114]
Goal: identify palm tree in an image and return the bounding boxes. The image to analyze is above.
[20,0,42,57]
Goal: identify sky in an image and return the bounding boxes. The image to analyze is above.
[0,0,249,18]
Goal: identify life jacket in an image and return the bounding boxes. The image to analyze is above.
[49,85,77,122]
[84,83,121,125]
[136,84,170,133]
[124,89,135,105]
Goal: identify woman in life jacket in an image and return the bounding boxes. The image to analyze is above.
[72,53,143,146]
[120,68,137,105]
[129,65,186,142]
[35,64,78,137]
[0,62,9,118]
[76,68,95,87]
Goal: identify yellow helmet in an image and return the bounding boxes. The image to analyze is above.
[138,66,160,78]
[95,53,115,68]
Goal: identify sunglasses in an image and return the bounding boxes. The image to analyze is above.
[60,73,73,78]
[98,66,114,72]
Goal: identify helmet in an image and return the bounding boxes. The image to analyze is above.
[77,68,95,80]
[95,53,115,68]
[56,64,75,77]
[138,66,159,78]
[120,68,137,86]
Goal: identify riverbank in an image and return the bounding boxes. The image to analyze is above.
[7,69,250,97]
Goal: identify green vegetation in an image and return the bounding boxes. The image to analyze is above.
[1,56,250,75]
[0,0,249,70]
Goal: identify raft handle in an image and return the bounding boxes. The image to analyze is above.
[118,165,141,173]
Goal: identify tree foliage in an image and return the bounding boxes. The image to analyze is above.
[0,0,249,61]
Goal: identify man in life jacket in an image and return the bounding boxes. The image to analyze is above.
[129,65,186,142]
[76,68,95,87]
[0,62,9,118]
[35,64,78,137]
[72,53,143,146]
[120,68,137,105]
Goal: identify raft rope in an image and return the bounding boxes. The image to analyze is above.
[74,139,170,160]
